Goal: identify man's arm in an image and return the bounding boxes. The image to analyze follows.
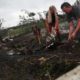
[68,21,74,40]
[74,18,80,34]
[70,18,80,39]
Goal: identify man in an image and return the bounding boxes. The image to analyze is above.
[61,2,80,40]
[45,6,59,36]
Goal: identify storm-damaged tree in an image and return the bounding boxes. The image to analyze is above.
[0,19,3,29]
[0,18,4,41]
[19,10,29,25]
[74,0,80,6]
[38,11,47,20]
[19,15,28,25]
[19,10,36,25]
[38,12,43,20]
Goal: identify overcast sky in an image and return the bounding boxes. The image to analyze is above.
[0,0,76,28]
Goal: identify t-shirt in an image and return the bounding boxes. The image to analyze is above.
[67,5,80,22]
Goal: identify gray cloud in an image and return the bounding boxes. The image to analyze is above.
[0,0,76,28]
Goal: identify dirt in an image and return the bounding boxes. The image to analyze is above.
[0,32,80,80]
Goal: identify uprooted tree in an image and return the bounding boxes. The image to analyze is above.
[19,10,36,25]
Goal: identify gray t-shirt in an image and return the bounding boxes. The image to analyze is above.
[67,5,80,22]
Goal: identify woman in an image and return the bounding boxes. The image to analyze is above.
[45,6,60,37]
[45,6,61,48]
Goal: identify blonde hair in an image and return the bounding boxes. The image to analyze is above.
[49,5,57,13]
[47,5,57,23]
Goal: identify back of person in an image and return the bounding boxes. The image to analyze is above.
[67,5,80,22]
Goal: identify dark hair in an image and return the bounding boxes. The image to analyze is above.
[61,2,71,9]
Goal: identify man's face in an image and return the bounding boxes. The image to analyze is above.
[62,6,72,13]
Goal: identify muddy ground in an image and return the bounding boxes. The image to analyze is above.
[0,33,80,80]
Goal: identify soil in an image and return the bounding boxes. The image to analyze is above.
[0,32,80,80]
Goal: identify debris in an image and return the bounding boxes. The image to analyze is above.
[7,50,14,55]
[38,57,47,64]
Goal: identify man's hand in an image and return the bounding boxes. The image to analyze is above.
[68,32,76,41]
[71,32,76,39]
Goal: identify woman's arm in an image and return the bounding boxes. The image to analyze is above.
[55,14,59,34]
[45,19,51,34]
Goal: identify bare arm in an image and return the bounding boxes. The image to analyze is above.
[68,21,74,40]
[55,16,59,30]
[45,19,50,34]
[55,14,59,32]
[74,18,80,34]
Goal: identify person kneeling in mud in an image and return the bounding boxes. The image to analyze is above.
[45,6,60,48]
[61,2,80,41]
[32,23,41,45]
